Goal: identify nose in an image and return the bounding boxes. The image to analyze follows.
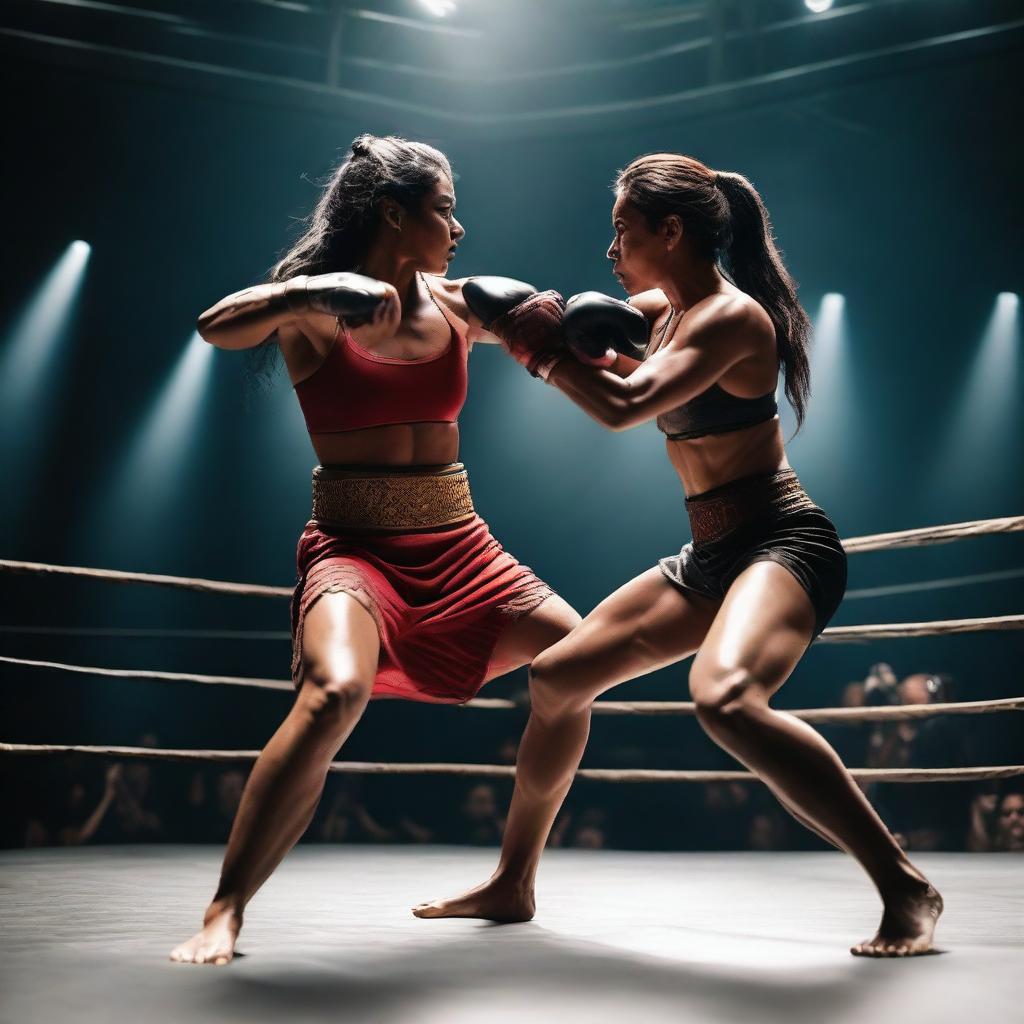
[607,237,619,261]
[451,217,465,242]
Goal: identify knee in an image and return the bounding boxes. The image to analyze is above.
[528,648,591,721]
[299,665,372,727]
[691,665,765,732]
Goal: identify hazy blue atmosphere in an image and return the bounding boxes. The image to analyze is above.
[2,0,1021,851]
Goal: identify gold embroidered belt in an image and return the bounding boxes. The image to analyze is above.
[311,463,475,531]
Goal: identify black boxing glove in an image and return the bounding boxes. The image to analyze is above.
[284,272,398,326]
[463,276,539,328]
[563,291,649,366]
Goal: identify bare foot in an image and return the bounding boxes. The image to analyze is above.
[851,880,944,957]
[412,877,535,923]
[169,901,243,966]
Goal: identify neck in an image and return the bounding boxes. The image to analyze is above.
[659,257,724,313]
[359,243,425,313]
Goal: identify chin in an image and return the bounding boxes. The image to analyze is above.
[614,271,642,296]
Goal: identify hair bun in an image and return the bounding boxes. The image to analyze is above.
[350,135,376,158]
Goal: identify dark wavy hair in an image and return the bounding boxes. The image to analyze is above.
[615,153,811,430]
[248,134,453,390]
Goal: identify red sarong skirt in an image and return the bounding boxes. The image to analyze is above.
[290,488,554,703]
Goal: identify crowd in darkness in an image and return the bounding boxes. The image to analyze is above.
[7,664,1023,854]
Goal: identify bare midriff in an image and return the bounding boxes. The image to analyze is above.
[666,416,789,498]
[309,421,461,468]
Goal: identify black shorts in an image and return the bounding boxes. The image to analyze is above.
[658,469,847,639]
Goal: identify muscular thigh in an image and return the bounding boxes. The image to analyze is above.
[689,559,816,703]
[536,567,718,700]
[484,593,582,682]
[300,591,380,690]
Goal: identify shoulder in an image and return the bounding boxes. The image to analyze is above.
[681,291,775,356]
[627,288,672,326]
[422,273,470,320]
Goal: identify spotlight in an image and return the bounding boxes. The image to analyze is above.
[805,0,834,12]
[0,239,91,401]
[987,293,1020,357]
[816,293,846,340]
[927,291,1020,494]
[116,331,215,504]
[809,293,846,395]
[787,291,848,463]
[417,0,457,17]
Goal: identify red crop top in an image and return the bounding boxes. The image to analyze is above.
[294,279,468,434]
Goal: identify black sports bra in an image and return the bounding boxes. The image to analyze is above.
[656,382,778,440]
[650,305,778,440]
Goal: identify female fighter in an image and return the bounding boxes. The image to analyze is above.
[170,134,580,965]
[414,153,944,958]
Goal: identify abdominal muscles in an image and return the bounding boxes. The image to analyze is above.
[666,417,788,497]
[309,422,461,467]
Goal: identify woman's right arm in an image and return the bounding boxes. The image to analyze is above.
[197,272,399,350]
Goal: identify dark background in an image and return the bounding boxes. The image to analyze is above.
[1,0,1022,848]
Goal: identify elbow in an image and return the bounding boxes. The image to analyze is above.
[599,398,635,432]
[195,308,219,347]
[195,307,259,350]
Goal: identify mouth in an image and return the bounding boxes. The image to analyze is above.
[447,246,458,261]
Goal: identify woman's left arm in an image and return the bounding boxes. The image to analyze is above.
[548,297,771,430]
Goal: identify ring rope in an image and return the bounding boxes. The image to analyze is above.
[1,743,1020,784]
[6,558,1024,637]
[468,695,1024,722]
[0,559,291,598]
[813,613,1024,642]
[840,515,1024,553]
[5,556,1024,633]
[3,655,1022,722]
[2,515,1020,597]
[0,626,291,641]
[0,655,291,692]
[845,565,1024,600]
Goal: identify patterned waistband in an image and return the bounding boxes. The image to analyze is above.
[685,469,813,545]
[312,463,475,531]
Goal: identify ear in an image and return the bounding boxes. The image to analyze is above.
[660,214,684,251]
[379,197,405,231]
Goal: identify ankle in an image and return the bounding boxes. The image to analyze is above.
[879,863,930,901]
[490,868,534,894]
[205,894,244,924]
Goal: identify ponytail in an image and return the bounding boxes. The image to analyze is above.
[714,172,811,430]
[616,154,812,431]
